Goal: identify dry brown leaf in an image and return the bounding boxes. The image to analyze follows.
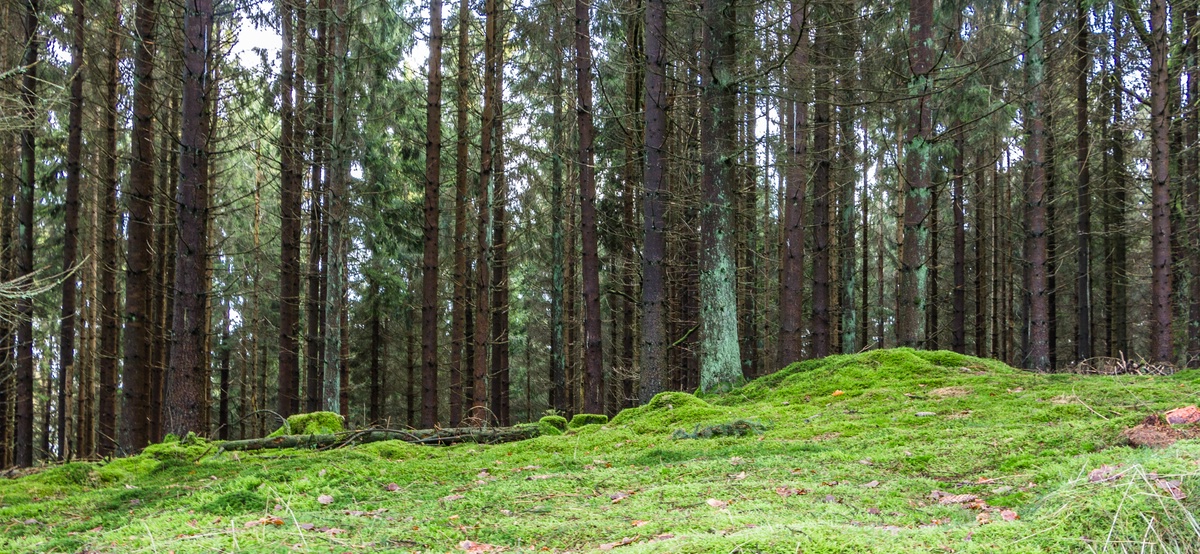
[706,498,728,509]
[862,480,880,488]
[385,482,400,491]
[1000,509,1019,521]
[1088,465,1121,483]
[631,520,649,527]
[458,540,500,552]
[1156,479,1187,500]
[831,390,845,397]
[317,494,334,505]
[443,494,466,502]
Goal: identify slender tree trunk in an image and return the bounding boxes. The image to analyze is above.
[278,0,302,418]
[98,0,122,456]
[450,0,471,425]
[1023,0,1049,371]
[58,0,86,460]
[1047,121,1059,370]
[1075,0,1093,361]
[1187,6,1200,367]
[121,0,158,454]
[164,0,214,436]
[491,34,510,425]
[422,0,444,428]
[1148,0,1174,362]
[951,12,966,354]
[639,0,667,400]
[368,285,381,422]
[305,0,329,413]
[472,0,497,422]
[576,0,604,412]
[621,3,642,400]
[698,0,741,390]
[837,2,857,355]
[406,318,416,426]
[778,2,808,367]
[322,0,349,412]
[14,0,39,467]
[218,303,230,440]
[974,159,987,357]
[549,2,568,411]
[898,0,933,348]
[811,12,831,358]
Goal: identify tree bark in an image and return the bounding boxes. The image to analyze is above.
[576,0,604,413]
[549,1,568,411]
[422,0,444,428]
[898,0,933,348]
[305,0,329,413]
[58,0,86,460]
[121,0,158,454]
[1075,0,1093,361]
[15,0,39,466]
[1187,6,1200,367]
[1023,0,1049,371]
[778,1,808,367]
[278,0,302,418]
[450,0,471,425]
[472,0,496,422]
[951,11,966,354]
[323,0,349,412]
[639,0,668,401]
[491,33,510,425]
[698,0,742,391]
[1148,0,1174,363]
[98,0,122,456]
[811,11,831,358]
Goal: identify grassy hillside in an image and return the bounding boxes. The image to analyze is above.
[3,349,1199,553]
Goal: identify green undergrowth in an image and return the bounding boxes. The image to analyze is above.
[3,348,1199,553]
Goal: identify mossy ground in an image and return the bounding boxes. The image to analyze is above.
[3,349,1199,553]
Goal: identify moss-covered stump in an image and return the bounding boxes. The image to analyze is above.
[268,411,345,437]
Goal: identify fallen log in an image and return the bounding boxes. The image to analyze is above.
[217,425,540,453]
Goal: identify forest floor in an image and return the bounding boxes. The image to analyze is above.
[3,348,1200,553]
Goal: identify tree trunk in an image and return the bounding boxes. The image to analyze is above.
[305,0,329,413]
[1022,0,1049,371]
[1187,6,1200,367]
[121,0,158,454]
[1075,0,1093,361]
[14,0,39,467]
[698,0,741,391]
[837,1,857,355]
[898,0,933,348]
[421,0,444,428]
[218,304,231,440]
[278,0,302,418]
[639,0,667,401]
[1148,0,1174,363]
[58,0,86,460]
[450,0,471,425]
[472,0,497,422]
[576,0,604,413]
[323,0,349,412]
[164,0,214,437]
[550,1,568,411]
[811,12,831,358]
[369,285,381,423]
[778,1,808,367]
[491,34,510,426]
[98,0,122,456]
[951,11,966,354]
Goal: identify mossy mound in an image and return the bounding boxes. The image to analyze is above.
[268,411,344,437]
[568,413,608,429]
[610,391,727,433]
[672,419,770,439]
[537,415,568,436]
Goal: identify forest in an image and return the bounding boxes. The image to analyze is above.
[0,0,1197,470]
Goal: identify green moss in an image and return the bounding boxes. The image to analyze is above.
[672,419,769,439]
[268,411,344,437]
[568,413,608,429]
[537,415,567,436]
[202,490,268,515]
[360,439,421,460]
[5,349,1200,553]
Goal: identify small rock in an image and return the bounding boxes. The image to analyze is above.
[915,412,937,417]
